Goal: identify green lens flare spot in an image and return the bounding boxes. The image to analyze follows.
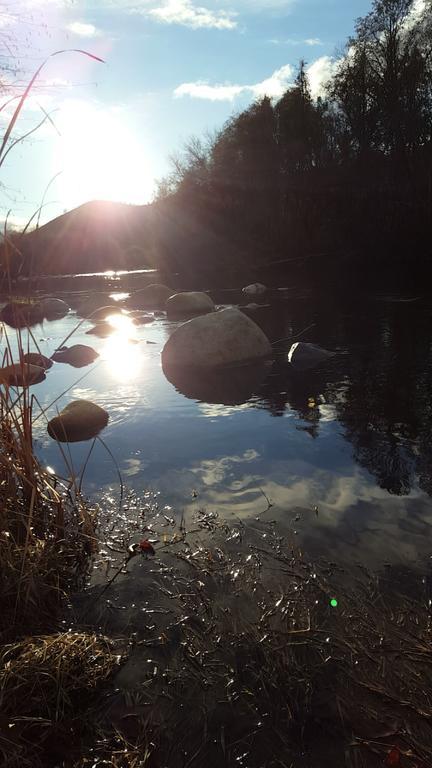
[330,598,338,608]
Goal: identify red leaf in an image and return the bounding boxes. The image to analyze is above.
[385,747,400,767]
[138,539,155,555]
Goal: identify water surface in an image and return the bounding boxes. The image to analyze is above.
[5,284,431,570]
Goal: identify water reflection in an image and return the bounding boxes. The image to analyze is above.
[162,359,273,405]
[24,286,432,570]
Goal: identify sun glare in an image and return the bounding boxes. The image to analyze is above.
[53,101,155,209]
[101,313,143,381]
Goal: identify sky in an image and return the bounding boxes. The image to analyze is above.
[0,0,372,226]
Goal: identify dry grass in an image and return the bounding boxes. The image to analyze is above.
[0,632,122,768]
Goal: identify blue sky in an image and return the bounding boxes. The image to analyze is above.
[0,0,371,225]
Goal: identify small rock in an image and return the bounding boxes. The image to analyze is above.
[47,400,109,442]
[40,298,69,319]
[0,363,46,386]
[0,302,44,329]
[75,295,113,318]
[166,292,215,319]
[127,284,173,310]
[242,283,267,296]
[22,352,53,369]
[288,342,336,371]
[51,344,99,368]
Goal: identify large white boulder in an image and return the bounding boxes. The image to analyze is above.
[166,292,215,319]
[162,307,272,368]
[288,342,336,371]
[47,400,109,442]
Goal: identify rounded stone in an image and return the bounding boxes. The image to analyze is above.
[166,292,215,319]
[47,400,109,443]
[162,307,272,368]
[40,298,69,319]
[128,284,173,310]
[51,344,99,368]
[0,363,46,386]
[22,352,53,370]
[242,283,267,296]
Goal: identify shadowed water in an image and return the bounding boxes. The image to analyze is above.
[3,283,432,570]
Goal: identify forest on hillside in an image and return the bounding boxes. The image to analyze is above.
[155,0,432,283]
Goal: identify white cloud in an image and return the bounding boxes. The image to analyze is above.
[270,36,324,46]
[306,56,338,99]
[174,63,293,101]
[305,37,323,46]
[66,21,101,38]
[138,0,238,29]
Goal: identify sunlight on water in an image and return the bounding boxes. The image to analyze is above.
[101,313,143,381]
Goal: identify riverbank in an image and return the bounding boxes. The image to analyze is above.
[2,479,432,767]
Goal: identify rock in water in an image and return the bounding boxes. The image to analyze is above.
[47,400,109,442]
[162,307,272,368]
[0,363,46,386]
[75,295,113,318]
[166,292,215,319]
[40,298,69,319]
[0,302,44,328]
[242,283,267,296]
[128,284,173,310]
[288,342,336,371]
[23,352,53,370]
[51,344,98,368]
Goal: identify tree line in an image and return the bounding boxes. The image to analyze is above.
[156,0,432,284]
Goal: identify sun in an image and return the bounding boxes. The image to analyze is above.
[52,100,155,210]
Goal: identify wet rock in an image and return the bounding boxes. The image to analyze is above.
[162,307,272,368]
[166,292,215,319]
[0,302,44,329]
[242,283,267,296]
[75,295,113,318]
[47,400,109,442]
[288,342,336,371]
[126,311,154,325]
[89,305,122,321]
[51,344,99,368]
[85,322,115,338]
[127,284,173,310]
[23,352,53,370]
[0,363,46,386]
[40,298,69,319]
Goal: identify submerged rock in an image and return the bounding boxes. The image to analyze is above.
[0,302,44,329]
[162,307,272,368]
[51,344,99,368]
[242,283,267,296]
[47,400,109,442]
[127,284,173,310]
[0,363,46,386]
[23,352,53,370]
[288,342,336,371]
[166,292,215,319]
[40,298,69,319]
